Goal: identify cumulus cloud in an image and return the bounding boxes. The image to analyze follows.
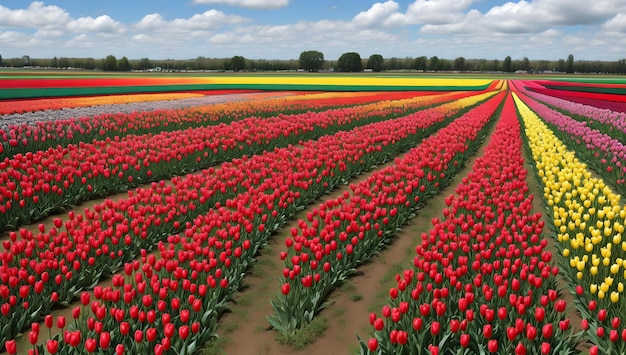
[191,0,289,10]
[404,0,475,24]
[0,1,70,28]
[482,0,626,33]
[602,13,626,33]
[68,15,125,33]
[135,10,248,32]
[353,1,402,27]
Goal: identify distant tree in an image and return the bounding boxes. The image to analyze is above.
[84,58,96,70]
[618,59,626,74]
[439,59,451,71]
[453,57,466,71]
[118,56,131,71]
[503,56,512,72]
[413,56,427,71]
[137,57,153,70]
[299,50,325,71]
[0,54,2,66]
[522,57,530,71]
[557,59,565,72]
[22,55,31,66]
[429,56,440,71]
[566,54,574,73]
[231,56,246,71]
[59,57,70,68]
[103,55,117,71]
[50,56,58,68]
[491,59,500,71]
[367,54,384,72]
[337,52,362,72]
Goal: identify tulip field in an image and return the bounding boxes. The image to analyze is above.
[0,72,625,354]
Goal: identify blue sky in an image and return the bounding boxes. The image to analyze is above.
[1,0,625,61]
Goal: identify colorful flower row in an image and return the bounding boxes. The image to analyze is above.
[517,81,626,144]
[0,92,464,232]
[0,75,495,99]
[0,90,444,157]
[520,81,626,113]
[0,91,496,351]
[0,92,208,115]
[361,93,581,354]
[268,91,505,335]
[513,89,626,196]
[514,92,626,354]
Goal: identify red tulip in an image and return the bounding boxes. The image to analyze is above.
[431,321,441,335]
[368,338,378,351]
[5,340,16,354]
[179,325,190,340]
[541,323,553,339]
[487,339,498,353]
[460,334,470,348]
[47,339,59,354]
[85,338,97,353]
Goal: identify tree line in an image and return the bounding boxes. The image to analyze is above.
[1,51,625,74]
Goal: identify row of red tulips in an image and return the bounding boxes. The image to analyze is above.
[268,91,505,335]
[0,91,434,157]
[0,92,466,232]
[0,92,496,352]
[360,93,582,354]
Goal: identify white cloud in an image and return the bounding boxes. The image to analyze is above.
[481,0,626,33]
[353,1,401,27]
[0,1,69,28]
[602,13,626,33]
[135,10,248,32]
[191,0,289,10]
[68,15,125,33]
[404,0,475,24]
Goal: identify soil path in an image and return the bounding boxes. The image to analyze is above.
[208,110,502,355]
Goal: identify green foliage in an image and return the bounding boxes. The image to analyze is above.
[453,56,466,71]
[276,317,328,350]
[337,52,362,72]
[137,57,153,70]
[413,56,427,71]
[429,56,439,71]
[231,55,246,71]
[103,54,117,71]
[503,55,512,72]
[566,53,574,73]
[299,50,325,71]
[366,54,384,72]
[118,56,131,71]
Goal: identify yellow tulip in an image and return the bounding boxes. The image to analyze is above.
[590,266,598,276]
[562,248,570,257]
[600,282,609,293]
[590,284,598,294]
[618,282,624,293]
[610,263,620,275]
[611,292,619,303]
